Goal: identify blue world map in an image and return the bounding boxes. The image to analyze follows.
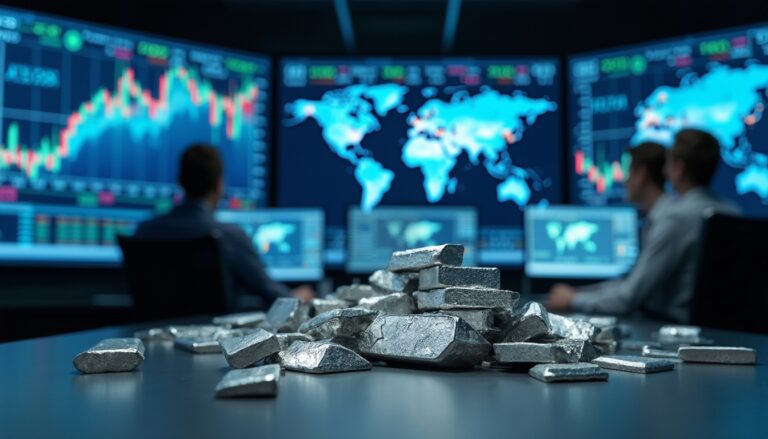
[633,64,768,202]
[285,84,557,211]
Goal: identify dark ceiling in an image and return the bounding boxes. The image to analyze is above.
[4,0,768,57]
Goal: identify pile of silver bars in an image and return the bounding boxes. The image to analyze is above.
[76,244,757,395]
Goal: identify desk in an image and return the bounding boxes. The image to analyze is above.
[1,319,766,438]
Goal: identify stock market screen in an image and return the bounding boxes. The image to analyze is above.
[278,58,562,267]
[0,6,271,264]
[570,24,768,216]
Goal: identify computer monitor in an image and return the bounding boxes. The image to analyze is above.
[278,57,563,267]
[215,209,324,281]
[0,6,271,265]
[347,206,478,274]
[524,205,639,279]
[569,23,768,217]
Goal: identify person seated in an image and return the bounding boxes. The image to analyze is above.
[546,130,739,323]
[134,144,315,307]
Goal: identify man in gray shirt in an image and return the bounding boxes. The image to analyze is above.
[134,144,315,308]
[546,130,739,323]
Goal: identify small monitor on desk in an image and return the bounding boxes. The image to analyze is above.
[215,208,324,281]
[524,205,639,279]
[347,206,478,274]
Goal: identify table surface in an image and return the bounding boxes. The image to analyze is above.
[2,317,767,439]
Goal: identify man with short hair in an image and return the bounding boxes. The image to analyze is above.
[134,144,314,307]
[546,130,739,323]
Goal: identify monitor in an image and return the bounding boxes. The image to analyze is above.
[347,206,478,274]
[215,208,324,281]
[0,6,271,265]
[569,24,768,217]
[278,57,563,267]
[524,205,639,279]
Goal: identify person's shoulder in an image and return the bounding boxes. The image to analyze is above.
[214,222,251,243]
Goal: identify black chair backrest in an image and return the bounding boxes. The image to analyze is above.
[118,234,230,321]
[690,214,768,334]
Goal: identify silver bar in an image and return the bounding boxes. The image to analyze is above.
[678,346,757,365]
[220,329,281,369]
[298,307,378,340]
[215,364,281,398]
[387,244,464,272]
[529,363,609,383]
[175,338,222,354]
[413,287,519,311]
[592,355,676,373]
[279,341,371,374]
[73,338,145,374]
[418,266,501,290]
[358,293,415,316]
[368,270,419,294]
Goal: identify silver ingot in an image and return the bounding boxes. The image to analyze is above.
[359,315,491,369]
[418,266,501,290]
[267,298,311,333]
[529,363,609,383]
[387,244,464,273]
[134,328,173,341]
[500,302,550,343]
[215,364,281,398]
[434,309,498,339]
[279,341,371,374]
[213,312,269,328]
[298,307,378,340]
[592,355,676,373]
[220,329,281,369]
[175,338,222,354]
[319,336,360,353]
[641,346,680,360]
[334,284,381,302]
[276,333,314,350]
[554,339,602,363]
[494,342,563,364]
[311,298,353,316]
[358,293,415,315]
[166,325,221,339]
[369,270,419,294]
[570,314,618,328]
[73,338,145,374]
[659,325,701,339]
[678,346,757,365]
[413,287,518,311]
[549,313,601,341]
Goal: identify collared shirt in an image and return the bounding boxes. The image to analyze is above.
[571,188,740,323]
[133,198,291,305]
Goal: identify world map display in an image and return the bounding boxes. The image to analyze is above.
[546,221,599,255]
[286,85,556,212]
[570,26,768,216]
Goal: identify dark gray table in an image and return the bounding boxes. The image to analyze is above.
[2,318,766,439]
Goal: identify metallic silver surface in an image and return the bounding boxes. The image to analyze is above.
[334,284,381,302]
[435,309,497,339]
[213,312,269,328]
[166,325,221,340]
[554,340,602,363]
[368,270,419,294]
[500,302,550,343]
[73,338,145,374]
[678,346,757,364]
[359,315,492,369]
[528,363,609,383]
[311,298,353,316]
[549,313,601,341]
[133,328,173,341]
[641,346,680,360]
[220,329,281,369]
[592,355,676,373]
[413,287,518,311]
[215,364,281,398]
[174,338,222,354]
[358,293,415,315]
[659,325,702,339]
[279,341,371,374]
[418,266,501,290]
[493,342,562,364]
[319,336,360,353]
[570,314,619,328]
[594,326,622,344]
[276,333,314,350]
[266,298,311,333]
[298,307,378,340]
[387,244,465,273]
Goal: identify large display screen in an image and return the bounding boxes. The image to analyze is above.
[570,24,768,216]
[0,6,271,264]
[278,57,563,266]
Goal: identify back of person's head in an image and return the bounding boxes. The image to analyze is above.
[629,142,666,188]
[179,144,223,197]
[670,129,721,187]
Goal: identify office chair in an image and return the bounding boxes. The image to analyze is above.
[118,234,231,322]
[690,214,768,334]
